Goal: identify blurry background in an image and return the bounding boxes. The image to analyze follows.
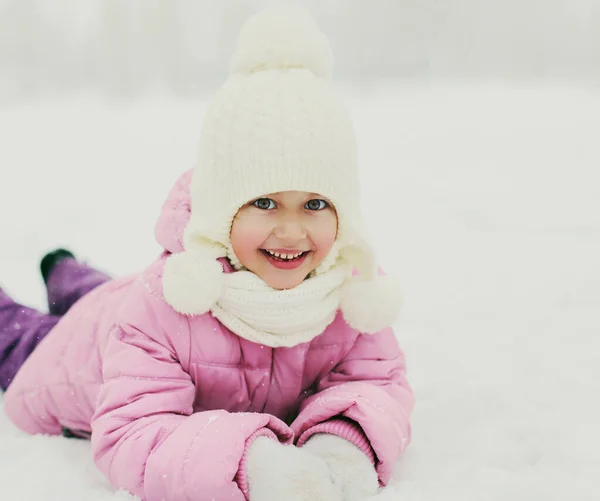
[0,2,599,500]
[1,0,600,99]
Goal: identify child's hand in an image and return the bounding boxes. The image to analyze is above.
[302,434,380,501]
[246,436,343,501]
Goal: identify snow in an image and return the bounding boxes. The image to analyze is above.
[1,82,599,500]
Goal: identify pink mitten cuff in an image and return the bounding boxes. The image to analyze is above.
[297,418,376,465]
[235,428,279,499]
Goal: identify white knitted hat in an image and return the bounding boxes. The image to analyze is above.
[163,7,402,334]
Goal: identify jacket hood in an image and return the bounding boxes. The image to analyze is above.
[154,169,235,273]
[154,169,192,256]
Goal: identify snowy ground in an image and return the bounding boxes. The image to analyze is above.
[1,82,599,500]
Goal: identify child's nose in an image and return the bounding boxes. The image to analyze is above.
[274,217,307,242]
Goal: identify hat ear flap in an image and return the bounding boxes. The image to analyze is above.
[162,241,225,315]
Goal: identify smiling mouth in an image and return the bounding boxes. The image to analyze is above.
[260,249,309,262]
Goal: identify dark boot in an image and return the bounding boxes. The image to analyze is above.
[42,249,112,316]
[0,287,59,391]
[40,248,75,284]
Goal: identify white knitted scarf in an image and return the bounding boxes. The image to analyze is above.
[210,264,351,348]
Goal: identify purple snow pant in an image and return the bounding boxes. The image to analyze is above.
[0,258,110,390]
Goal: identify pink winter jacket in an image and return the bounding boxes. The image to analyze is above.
[4,170,414,501]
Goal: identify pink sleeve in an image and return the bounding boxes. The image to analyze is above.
[91,322,292,501]
[290,328,414,485]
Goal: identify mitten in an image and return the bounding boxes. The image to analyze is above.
[246,436,343,501]
[302,434,379,501]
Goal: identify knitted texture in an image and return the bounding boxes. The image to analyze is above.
[162,7,402,335]
[212,264,351,347]
[297,419,376,465]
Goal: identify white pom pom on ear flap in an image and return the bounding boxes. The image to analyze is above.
[162,249,225,315]
[339,274,404,334]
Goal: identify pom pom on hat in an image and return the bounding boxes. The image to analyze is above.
[340,274,404,334]
[229,7,333,78]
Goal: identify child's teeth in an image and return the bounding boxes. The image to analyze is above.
[265,250,305,260]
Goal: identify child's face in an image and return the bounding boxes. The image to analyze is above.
[230,191,338,289]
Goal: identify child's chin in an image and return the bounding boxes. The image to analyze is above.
[261,272,307,290]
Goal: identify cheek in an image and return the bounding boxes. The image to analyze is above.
[311,214,338,255]
[230,216,268,262]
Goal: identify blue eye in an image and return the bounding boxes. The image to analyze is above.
[305,199,329,211]
[253,198,276,210]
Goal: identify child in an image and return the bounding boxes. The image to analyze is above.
[1,8,414,501]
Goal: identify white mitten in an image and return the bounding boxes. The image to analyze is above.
[302,434,379,501]
[246,436,343,501]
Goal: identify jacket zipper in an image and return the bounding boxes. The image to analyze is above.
[260,347,276,413]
